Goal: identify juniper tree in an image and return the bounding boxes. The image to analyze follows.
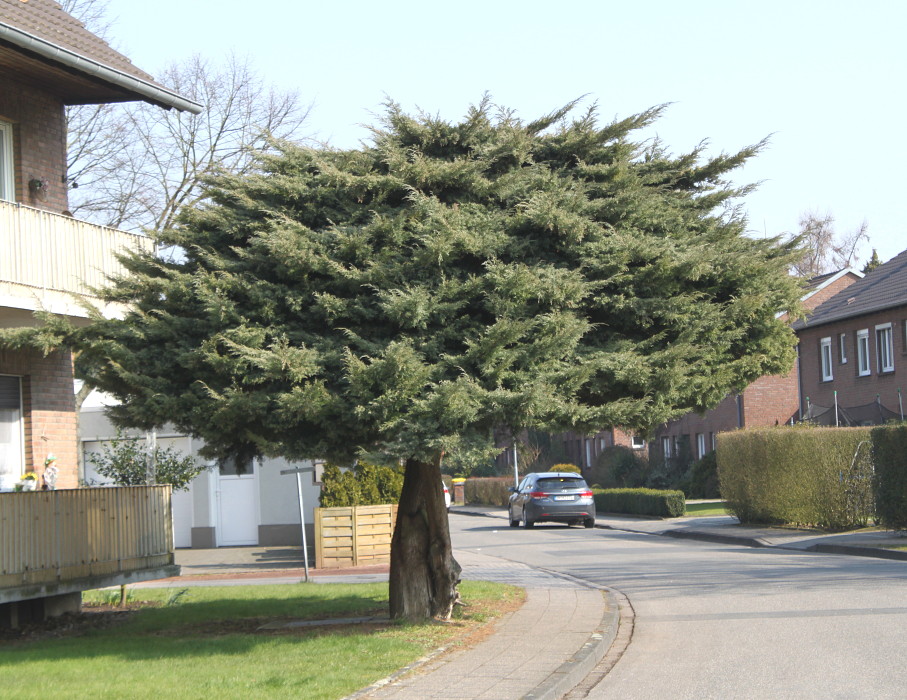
[70,99,802,620]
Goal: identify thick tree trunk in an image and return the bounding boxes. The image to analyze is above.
[388,457,461,621]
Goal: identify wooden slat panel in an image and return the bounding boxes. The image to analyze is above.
[315,504,398,569]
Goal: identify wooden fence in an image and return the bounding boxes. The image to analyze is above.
[315,505,397,569]
[0,486,174,594]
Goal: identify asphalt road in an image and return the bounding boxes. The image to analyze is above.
[449,513,907,699]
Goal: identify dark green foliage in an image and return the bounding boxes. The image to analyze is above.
[871,424,907,529]
[717,427,873,529]
[687,451,721,499]
[589,446,649,488]
[66,98,802,468]
[592,488,685,517]
[87,431,205,491]
[464,477,514,506]
[319,462,404,507]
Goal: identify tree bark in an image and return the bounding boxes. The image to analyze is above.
[389,457,461,621]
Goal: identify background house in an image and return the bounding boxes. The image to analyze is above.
[0,0,200,626]
[794,249,907,425]
[80,406,323,549]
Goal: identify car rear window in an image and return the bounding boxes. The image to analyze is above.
[536,477,587,491]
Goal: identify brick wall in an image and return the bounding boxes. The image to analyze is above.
[798,306,907,417]
[0,348,78,489]
[0,77,69,213]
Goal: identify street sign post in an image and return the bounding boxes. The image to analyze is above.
[280,466,315,581]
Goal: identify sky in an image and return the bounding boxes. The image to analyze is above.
[102,0,906,265]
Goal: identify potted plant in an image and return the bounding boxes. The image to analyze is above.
[28,177,49,201]
[20,472,38,491]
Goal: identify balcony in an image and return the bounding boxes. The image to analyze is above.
[0,200,153,320]
[0,486,178,606]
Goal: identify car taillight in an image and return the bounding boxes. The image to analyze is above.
[529,491,547,499]
[580,490,593,497]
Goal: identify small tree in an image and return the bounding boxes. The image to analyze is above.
[87,431,205,490]
[789,211,869,277]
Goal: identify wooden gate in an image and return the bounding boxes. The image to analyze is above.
[314,505,397,569]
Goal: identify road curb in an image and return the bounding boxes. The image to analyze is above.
[522,587,620,700]
[806,543,907,560]
[661,529,767,549]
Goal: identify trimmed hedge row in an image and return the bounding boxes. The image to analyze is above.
[464,476,514,507]
[593,488,686,518]
[872,425,907,529]
[717,426,874,529]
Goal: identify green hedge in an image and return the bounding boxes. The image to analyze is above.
[464,477,514,507]
[319,462,404,507]
[717,426,873,529]
[872,424,907,529]
[593,488,686,517]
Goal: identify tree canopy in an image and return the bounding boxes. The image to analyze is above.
[73,99,802,466]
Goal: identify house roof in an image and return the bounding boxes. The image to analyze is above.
[0,0,201,112]
[793,249,907,330]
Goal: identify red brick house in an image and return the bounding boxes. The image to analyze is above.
[650,268,862,466]
[0,0,200,625]
[794,250,907,425]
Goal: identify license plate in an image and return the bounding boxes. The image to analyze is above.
[553,495,574,501]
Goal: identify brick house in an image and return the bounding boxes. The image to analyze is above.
[0,0,200,625]
[794,250,907,425]
[650,269,862,467]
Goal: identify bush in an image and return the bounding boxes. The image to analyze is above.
[687,452,720,499]
[319,461,404,507]
[872,424,907,529]
[593,488,685,517]
[588,446,649,489]
[717,426,873,529]
[87,431,205,491]
[464,477,514,506]
[549,463,580,473]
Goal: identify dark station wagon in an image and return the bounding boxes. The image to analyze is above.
[508,472,596,528]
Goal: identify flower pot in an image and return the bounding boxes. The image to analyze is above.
[21,480,37,491]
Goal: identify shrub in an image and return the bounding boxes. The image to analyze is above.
[593,488,685,517]
[872,424,907,529]
[588,446,649,489]
[464,477,514,506]
[319,461,403,507]
[717,426,873,529]
[687,452,720,499]
[549,463,580,473]
[87,431,206,491]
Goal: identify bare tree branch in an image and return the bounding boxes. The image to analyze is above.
[788,211,870,278]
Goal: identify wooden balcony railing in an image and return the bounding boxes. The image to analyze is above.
[0,200,153,316]
[0,486,176,603]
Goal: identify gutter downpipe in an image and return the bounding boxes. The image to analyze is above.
[0,24,203,114]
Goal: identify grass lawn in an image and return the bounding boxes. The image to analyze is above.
[684,500,730,517]
[0,580,522,700]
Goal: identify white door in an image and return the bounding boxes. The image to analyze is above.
[217,456,259,546]
[171,487,193,548]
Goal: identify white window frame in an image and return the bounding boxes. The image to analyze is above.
[876,323,894,373]
[857,329,871,376]
[662,436,672,458]
[631,435,646,449]
[839,333,847,364]
[0,120,14,202]
[696,433,707,459]
[0,375,24,491]
[820,337,833,381]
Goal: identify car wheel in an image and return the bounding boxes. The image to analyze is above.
[584,517,594,529]
[522,510,534,528]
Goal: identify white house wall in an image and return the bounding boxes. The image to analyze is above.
[80,407,321,548]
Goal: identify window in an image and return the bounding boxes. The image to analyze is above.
[631,435,646,449]
[662,436,672,458]
[0,120,14,202]
[218,454,254,476]
[0,376,23,490]
[876,323,894,373]
[857,329,870,376]
[839,333,847,364]
[820,337,833,381]
[696,433,707,459]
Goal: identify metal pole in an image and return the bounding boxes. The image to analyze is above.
[834,390,839,427]
[512,441,519,488]
[295,471,310,582]
[899,388,904,421]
